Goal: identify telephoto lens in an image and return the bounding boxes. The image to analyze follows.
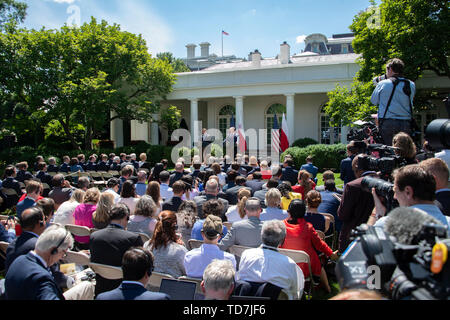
[426,119,450,151]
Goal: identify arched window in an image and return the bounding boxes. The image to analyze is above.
[320,105,341,144]
[265,103,286,145]
[217,105,236,138]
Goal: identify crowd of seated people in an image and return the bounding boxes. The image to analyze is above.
[1,133,449,301]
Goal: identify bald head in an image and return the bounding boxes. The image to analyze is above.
[175,162,184,172]
[205,179,219,195]
[20,207,46,234]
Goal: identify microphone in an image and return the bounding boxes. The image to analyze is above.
[384,207,442,245]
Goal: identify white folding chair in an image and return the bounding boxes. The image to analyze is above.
[88,263,123,280]
[278,248,317,300]
[64,250,91,266]
[65,224,92,237]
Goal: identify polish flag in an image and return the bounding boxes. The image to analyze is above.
[280,113,290,152]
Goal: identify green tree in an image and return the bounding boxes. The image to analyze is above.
[0,18,176,150]
[160,105,182,135]
[157,52,191,73]
[0,0,27,30]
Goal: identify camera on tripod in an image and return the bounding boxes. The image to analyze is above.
[336,223,450,300]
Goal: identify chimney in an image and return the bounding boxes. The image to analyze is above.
[279,41,290,64]
[251,50,261,68]
[199,42,211,58]
[186,44,197,59]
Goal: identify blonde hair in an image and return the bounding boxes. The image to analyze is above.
[70,189,85,203]
[306,190,321,209]
[237,188,252,219]
[83,188,101,204]
[93,192,115,224]
[140,153,147,161]
[265,188,282,208]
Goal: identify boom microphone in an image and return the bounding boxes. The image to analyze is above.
[384,207,442,245]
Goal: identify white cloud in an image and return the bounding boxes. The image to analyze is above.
[296,35,307,44]
[52,0,77,3]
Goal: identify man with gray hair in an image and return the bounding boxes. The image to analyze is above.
[135,171,148,197]
[194,179,229,219]
[5,225,95,300]
[236,220,305,300]
[201,259,236,300]
[219,197,263,251]
[169,162,185,187]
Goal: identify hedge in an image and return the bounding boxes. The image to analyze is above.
[291,137,319,149]
[281,144,347,172]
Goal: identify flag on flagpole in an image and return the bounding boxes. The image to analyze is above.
[222,30,229,36]
[238,123,247,154]
[271,114,281,153]
[280,113,290,152]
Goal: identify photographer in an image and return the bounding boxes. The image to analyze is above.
[337,154,377,253]
[371,58,416,146]
[368,165,449,229]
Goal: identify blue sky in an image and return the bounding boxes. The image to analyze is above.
[21,0,374,59]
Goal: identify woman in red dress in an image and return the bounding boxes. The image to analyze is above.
[280,199,339,293]
[291,170,316,200]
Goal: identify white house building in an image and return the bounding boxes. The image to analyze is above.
[111,33,450,151]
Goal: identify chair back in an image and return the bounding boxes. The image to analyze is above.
[1,188,19,197]
[65,250,90,266]
[65,224,92,237]
[89,263,123,280]
[138,233,150,244]
[147,271,174,291]
[187,239,203,250]
[0,241,9,259]
[229,245,252,257]
[278,289,289,300]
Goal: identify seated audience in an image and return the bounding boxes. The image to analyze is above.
[237,220,305,300]
[225,188,251,224]
[184,215,236,279]
[127,195,158,238]
[176,200,198,247]
[48,174,73,210]
[259,160,272,180]
[139,153,151,170]
[77,176,91,192]
[222,170,238,192]
[47,157,60,173]
[246,172,265,194]
[104,178,120,203]
[280,159,298,186]
[194,179,229,220]
[254,178,279,208]
[135,171,148,197]
[304,190,331,233]
[90,204,144,296]
[5,225,94,300]
[35,162,53,188]
[225,176,253,206]
[162,180,186,213]
[96,247,170,300]
[292,170,316,200]
[73,188,100,247]
[201,259,236,301]
[280,199,338,293]
[92,192,115,230]
[36,198,56,227]
[219,198,263,251]
[169,162,186,187]
[146,181,163,215]
[191,200,228,241]
[59,156,70,173]
[16,180,43,219]
[97,154,109,172]
[278,182,302,210]
[145,211,187,278]
[315,170,343,194]
[2,165,23,197]
[117,180,139,215]
[260,188,288,222]
[317,180,343,233]
[158,170,173,201]
[300,156,319,182]
[53,189,85,226]
[16,162,34,183]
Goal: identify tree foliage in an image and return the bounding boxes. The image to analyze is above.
[0,18,176,150]
[0,0,27,31]
[157,52,191,73]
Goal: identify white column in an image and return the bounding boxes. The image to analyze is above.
[190,98,199,147]
[341,126,349,144]
[130,120,149,143]
[110,111,124,148]
[234,96,244,131]
[285,93,295,145]
[150,113,159,146]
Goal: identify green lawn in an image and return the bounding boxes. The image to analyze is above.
[316,173,344,189]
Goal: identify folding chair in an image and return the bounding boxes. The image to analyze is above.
[109,171,120,178]
[1,188,19,197]
[278,248,318,300]
[146,271,174,292]
[64,250,91,266]
[138,233,150,245]
[229,245,252,258]
[65,224,92,237]
[101,172,114,181]
[187,239,203,250]
[89,263,123,280]
[316,230,326,241]
[89,172,106,187]
[0,241,9,260]
[321,213,337,250]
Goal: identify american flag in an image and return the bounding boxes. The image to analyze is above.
[222,30,229,36]
[271,114,281,153]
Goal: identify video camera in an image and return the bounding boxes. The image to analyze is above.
[358,145,407,179]
[336,224,450,300]
[347,121,382,144]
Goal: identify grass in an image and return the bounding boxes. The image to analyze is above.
[316,173,344,188]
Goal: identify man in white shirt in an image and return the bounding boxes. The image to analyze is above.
[159,171,173,201]
[237,220,304,300]
[184,216,236,279]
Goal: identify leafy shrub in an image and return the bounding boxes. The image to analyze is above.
[291,137,319,149]
[281,144,347,172]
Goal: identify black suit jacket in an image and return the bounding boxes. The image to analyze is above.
[96,161,109,172]
[245,180,265,194]
[16,170,34,183]
[169,172,184,187]
[96,282,170,300]
[2,177,23,196]
[90,224,144,296]
[436,190,450,217]
[281,167,299,186]
[162,196,184,213]
[193,194,229,220]
[36,171,53,186]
